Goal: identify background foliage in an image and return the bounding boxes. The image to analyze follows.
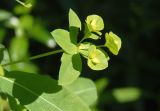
[0,0,160,111]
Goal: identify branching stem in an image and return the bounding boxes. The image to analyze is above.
[2,49,63,67]
[96,45,105,48]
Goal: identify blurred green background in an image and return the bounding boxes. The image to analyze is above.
[0,0,160,111]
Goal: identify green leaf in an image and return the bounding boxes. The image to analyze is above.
[69,9,81,30]
[59,53,82,86]
[0,65,4,76]
[51,29,77,54]
[7,95,27,111]
[95,78,109,94]
[27,19,56,48]
[0,10,12,21]
[65,78,97,106]
[86,15,104,32]
[69,9,81,44]
[9,37,29,61]
[10,62,38,73]
[0,44,5,63]
[69,27,79,44]
[87,33,100,40]
[0,44,11,70]
[113,87,141,103]
[0,94,11,111]
[88,45,110,70]
[0,71,93,111]
[0,28,6,42]
[20,15,33,30]
[105,32,122,55]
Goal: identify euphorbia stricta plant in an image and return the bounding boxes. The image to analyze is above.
[51,9,122,85]
[0,9,122,111]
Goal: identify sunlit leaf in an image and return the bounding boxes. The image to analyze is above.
[59,53,82,86]
[69,9,81,44]
[0,71,95,111]
[51,29,77,54]
[69,9,81,30]
[105,32,121,55]
[65,78,97,106]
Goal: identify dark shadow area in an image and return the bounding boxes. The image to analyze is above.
[0,44,5,62]
[72,53,82,72]
[69,26,79,45]
[5,71,61,105]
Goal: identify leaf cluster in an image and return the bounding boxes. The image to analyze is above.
[51,9,122,86]
[0,9,122,111]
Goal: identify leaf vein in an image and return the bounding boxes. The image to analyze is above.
[75,88,96,95]
[1,77,63,111]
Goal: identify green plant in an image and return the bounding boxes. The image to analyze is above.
[0,7,121,111]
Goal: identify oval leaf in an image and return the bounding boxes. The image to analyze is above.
[69,9,81,44]
[51,29,77,54]
[58,53,82,86]
[69,9,81,30]
[0,71,92,111]
[65,78,97,106]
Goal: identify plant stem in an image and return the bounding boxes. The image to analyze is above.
[78,37,86,44]
[16,0,32,8]
[97,45,105,48]
[2,49,63,67]
[16,0,25,5]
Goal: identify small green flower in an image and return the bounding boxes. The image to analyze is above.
[87,45,109,70]
[105,32,122,55]
[86,15,104,32]
[85,15,104,38]
[78,42,91,58]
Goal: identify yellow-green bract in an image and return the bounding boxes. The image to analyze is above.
[86,15,104,34]
[87,45,110,70]
[105,32,122,55]
[83,15,104,40]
